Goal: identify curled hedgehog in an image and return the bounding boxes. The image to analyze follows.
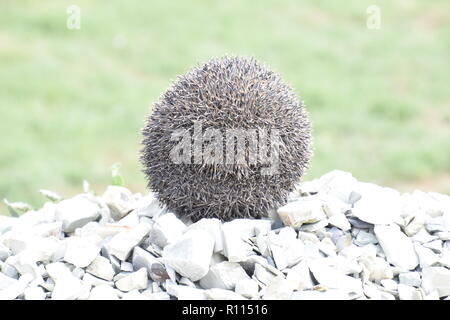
[141,56,312,222]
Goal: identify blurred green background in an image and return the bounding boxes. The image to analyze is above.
[1,0,449,214]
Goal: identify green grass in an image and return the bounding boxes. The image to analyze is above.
[1,0,449,214]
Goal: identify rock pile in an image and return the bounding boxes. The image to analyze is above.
[1,170,449,300]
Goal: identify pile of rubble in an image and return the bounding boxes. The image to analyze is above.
[0,170,449,300]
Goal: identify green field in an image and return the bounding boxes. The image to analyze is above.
[1,0,449,214]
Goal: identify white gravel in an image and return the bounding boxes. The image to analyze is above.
[0,169,449,300]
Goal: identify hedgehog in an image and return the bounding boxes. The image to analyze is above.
[141,56,312,222]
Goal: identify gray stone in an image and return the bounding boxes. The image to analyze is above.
[199,261,250,290]
[362,282,391,300]
[277,196,326,228]
[299,219,328,232]
[51,275,91,300]
[82,272,113,287]
[347,216,373,229]
[374,225,418,270]
[101,247,121,273]
[301,241,323,259]
[115,211,140,228]
[185,218,223,253]
[354,230,378,246]
[327,256,362,275]
[40,278,55,292]
[439,251,450,268]
[0,273,33,300]
[436,231,450,241]
[72,267,85,279]
[0,272,17,290]
[321,194,351,218]
[285,260,314,290]
[327,213,351,231]
[5,253,42,282]
[55,195,101,233]
[113,272,130,282]
[31,237,64,263]
[152,263,172,283]
[24,286,46,300]
[63,236,101,268]
[221,219,271,262]
[297,231,320,243]
[267,227,304,269]
[106,221,152,261]
[120,261,134,272]
[339,243,376,260]
[74,222,120,239]
[0,215,18,235]
[253,255,284,276]
[6,209,38,230]
[422,240,443,253]
[151,282,161,293]
[148,212,186,248]
[134,193,165,218]
[296,180,320,195]
[358,255,393,281]
[443,210,450,232]
[235,279,259,298]
[162,229,215,282]
[262,276,294,300]
[0,243,11,261]
[399,272,421,287]
[32,222,63,238]
[318,238,337,257]
[421,267,450,297]
[423,290,440,300]
[352,183,402,225]
[102,186,136,221]
[86,256,116,281]
[165,281,206,300]
[411,228,438,244]
[404,213,426,237]
[179,277,196,288]
[398,284,423,300]
[380,279,398,292]
[253,263,277,286]
[115,267,148,292]
[316,170,359,204]
[1,230,30,255]
[1,262,18,279]
[412,190,446,217]
[335,233,353,252]
[46,262,72,281]
[425,216,445,233]
[37,264,47,278]
[255,234,270,257]
[308,259,363,295]
[414,243,440,268]
[132,246,168,282]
